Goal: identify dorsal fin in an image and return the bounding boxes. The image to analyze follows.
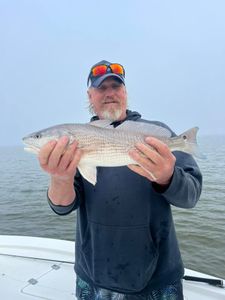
[89,120,113,128]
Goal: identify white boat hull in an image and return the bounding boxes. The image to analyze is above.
[0,235,224,299]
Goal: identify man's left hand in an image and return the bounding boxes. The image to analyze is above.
[128,137,176,186]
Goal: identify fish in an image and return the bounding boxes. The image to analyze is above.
[22,120,203,185]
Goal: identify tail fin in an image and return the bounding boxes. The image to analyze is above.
[178,127,206,159]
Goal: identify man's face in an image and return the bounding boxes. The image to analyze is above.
[87,77,127,121]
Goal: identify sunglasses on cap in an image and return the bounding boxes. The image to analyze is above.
[87,63,125,87]
[90,63,125,77]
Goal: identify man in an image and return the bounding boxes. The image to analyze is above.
[38,60,202,300]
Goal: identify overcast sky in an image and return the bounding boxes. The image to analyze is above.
[1,0,225,146]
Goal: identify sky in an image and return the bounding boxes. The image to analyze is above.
[1,0,225,146]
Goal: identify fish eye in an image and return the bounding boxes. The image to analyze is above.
[34,133,42,139]
[182,135,187,140]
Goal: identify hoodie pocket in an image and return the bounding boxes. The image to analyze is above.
[79,221,158,293]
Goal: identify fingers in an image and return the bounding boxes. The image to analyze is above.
[67,148,83,173]
[38,140,57,170]
[129,137,176,184]
[128,164,157,181]
[130,137,175,165]
[48,136,70,170]
[57,140,78,171]
[129,145,155,170]
[145,137,173,160]
[38,137,82,178]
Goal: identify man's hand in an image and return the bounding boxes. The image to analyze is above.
[128,137,176,186]
[38,136,82,181]
[38,136,83,206]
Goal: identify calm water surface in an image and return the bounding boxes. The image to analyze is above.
[0,136,224,278]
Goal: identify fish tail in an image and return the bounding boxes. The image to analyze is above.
[178,127,206,159]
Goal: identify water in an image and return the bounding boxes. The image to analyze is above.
[0,136,225,279]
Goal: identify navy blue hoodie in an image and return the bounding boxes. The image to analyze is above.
[49,110,202,294]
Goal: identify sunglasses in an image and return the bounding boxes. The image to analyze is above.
[90,63,125,77]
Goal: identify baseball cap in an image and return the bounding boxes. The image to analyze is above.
[87,60,125,88]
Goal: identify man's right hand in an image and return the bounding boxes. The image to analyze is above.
[38,136,83,205]
[38,136,82,180]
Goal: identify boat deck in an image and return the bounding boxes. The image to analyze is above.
[0,235,224,299]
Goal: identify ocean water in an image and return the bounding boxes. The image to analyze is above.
[0,136,225,279]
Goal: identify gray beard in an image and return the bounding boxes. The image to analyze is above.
[88,103,126,121]
[101,109,123,121]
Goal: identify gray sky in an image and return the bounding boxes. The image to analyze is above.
[1,0,225,146]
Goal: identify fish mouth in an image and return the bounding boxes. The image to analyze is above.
[23,144,40,154]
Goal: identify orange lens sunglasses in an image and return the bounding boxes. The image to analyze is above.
[91,63,125,77]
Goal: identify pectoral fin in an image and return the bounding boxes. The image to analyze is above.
[78,164,97,185]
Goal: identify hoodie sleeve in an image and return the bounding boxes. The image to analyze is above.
[153,151,202,208]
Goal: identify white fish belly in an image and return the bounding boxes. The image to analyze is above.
[83,147,136,167]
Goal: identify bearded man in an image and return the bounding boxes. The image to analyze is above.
[38,60,202,300]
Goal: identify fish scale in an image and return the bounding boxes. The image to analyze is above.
[78,128,142,167]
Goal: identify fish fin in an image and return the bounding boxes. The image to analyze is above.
[116,121,172,137]
[78,164,97,185]
[177,127,206,159]
[89,120,113,128]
